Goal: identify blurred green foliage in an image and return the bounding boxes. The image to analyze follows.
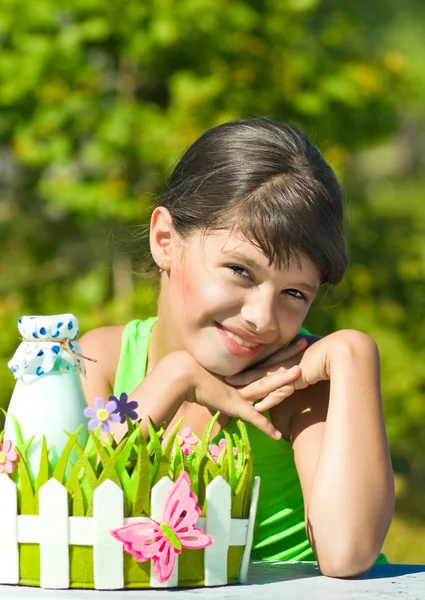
[1,0,425,556]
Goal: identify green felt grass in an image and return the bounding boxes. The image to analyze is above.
[3,412,253,589]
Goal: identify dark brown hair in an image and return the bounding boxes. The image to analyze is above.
[159,118,347,284]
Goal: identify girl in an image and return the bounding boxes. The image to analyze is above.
[80,118,394,578]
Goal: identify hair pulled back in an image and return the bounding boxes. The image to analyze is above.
[159,118,347,284]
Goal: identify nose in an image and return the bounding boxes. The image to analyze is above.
[240,290,278,335]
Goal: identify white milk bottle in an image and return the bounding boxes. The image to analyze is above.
[5,314,89,478]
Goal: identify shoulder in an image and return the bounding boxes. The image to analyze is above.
[80,325,125,357]
[80,325,126,388]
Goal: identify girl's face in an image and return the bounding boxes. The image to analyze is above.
[157,229,321,377]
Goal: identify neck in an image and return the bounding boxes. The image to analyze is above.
[148,290,184,371]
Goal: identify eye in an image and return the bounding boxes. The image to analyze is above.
[284,289,308,301]
[227,265,252,280]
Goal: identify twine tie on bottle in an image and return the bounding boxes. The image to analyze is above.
[21,337,97,373]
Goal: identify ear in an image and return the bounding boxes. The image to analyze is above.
[150,206,175,270]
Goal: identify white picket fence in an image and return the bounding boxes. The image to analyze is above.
[0,474,260,590]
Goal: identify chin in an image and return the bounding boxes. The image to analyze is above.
[186,335,263,377]
[208,364,239,377]
[193,353,248,378]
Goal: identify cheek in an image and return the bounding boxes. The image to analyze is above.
[179,275,199,308]
[174,268,239,317]
[169,266,208,318]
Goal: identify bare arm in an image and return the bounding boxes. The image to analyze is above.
[79,327,303,440]
[226,329,394,577]
[287,331,394,577]
[79,326,124,405]
[79,326,185,435]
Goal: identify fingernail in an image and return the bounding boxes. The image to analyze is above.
[274,430,282,440]
[296,338,306,347]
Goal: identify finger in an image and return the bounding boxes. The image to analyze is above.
[225,366,267,387]
[225,338,307,385]
[238,365,301,402]
[198,385,281,439]
[225,359,298,387]
[232,400,282,440]
[257,337,308,368]
[254,383,298,412]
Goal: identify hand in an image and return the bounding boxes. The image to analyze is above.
[224,335,329,412]
[176,348,304,440]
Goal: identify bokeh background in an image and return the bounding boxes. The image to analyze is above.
[1,0,424,563]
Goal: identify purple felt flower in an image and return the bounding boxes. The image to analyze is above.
[84,397,120,433]
[109,392,139,423]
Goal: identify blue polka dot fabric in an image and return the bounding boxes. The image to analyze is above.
[8,314,86,381]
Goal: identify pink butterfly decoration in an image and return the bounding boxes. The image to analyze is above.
[111,471,213,583]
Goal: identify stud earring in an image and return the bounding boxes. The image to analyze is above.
[158,262,165,273]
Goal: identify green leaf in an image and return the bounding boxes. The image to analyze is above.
[198,455,219,513]
[115,428,140,474]
[199,412,221,453]
[126,415,136,435]
[71,444,98,490]
[85,437,128,515]
[106,433,118,451]
[147,418,163,465]
[218,448,229,483]
[65,457,84,497]
[87,429,111,466]
[34,436,50,513]
[188,413,222,501]
[9,414,35,464]
[80,473,94,513]
[185,451,200,498]
[172,441,184,480]
[16,454,35,515]
[71,480,85,517]
[115,427,141,508]
[223,430,237,492]
[231,451,251,518]
[53,426,84,484]
[236,421,254,518]
[131,428,151,516]
[232,432,244,479]
[66,443,99,515]
[153,417,184,485]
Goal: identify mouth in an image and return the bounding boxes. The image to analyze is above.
[214,322,264,358]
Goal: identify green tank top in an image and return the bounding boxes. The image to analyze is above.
[114,317,314,561]
[114,318,388,564]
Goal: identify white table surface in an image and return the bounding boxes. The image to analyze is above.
[1,561,425,599]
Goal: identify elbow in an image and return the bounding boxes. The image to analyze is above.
[317,549,378,579]
[311,525,388,579]
[310,489,394,579]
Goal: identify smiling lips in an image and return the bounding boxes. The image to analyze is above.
[215,322,264,358]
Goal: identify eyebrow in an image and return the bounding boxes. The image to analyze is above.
[223,250,320,294]
[223,250,264,272]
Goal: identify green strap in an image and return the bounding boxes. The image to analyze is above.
[114,317,157,397]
